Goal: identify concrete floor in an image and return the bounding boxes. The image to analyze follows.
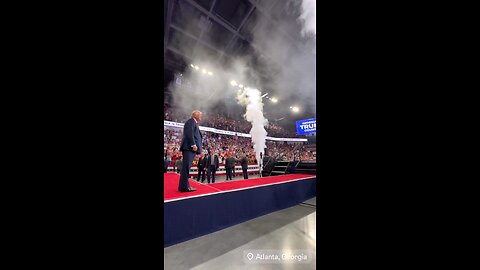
[164,197,316,270]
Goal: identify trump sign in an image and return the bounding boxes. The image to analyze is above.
[296,118,316,135]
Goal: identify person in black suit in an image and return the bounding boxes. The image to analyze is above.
[178,110,203,192]
[240,154,249,179]
[225,154,237,181]
[206,149,219,183]
[197,152,207,182]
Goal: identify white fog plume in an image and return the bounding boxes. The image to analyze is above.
[299,0,316,37]
[165,0,316,135]
[236,87,268,166]
[247,0,317,116]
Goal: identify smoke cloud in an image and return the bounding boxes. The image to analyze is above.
[299,0,316,37]
[245,0,316,119]
[166,0,316,140]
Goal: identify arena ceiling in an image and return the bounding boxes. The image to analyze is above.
[164,0,309,75]
[164,0,316,131]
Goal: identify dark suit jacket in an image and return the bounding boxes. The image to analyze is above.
[240,157,248,170]
[180,118,203,154]
[225,157,237,169]
[206,154,219,170]
[197,157,207,170]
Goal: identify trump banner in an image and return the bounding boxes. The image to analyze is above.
[296,118,316,135]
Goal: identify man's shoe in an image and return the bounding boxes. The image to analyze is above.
[179,187,197,192]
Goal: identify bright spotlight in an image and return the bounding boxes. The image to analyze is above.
[202,69,206,74]
[271,97,278,103]
[194,65,199,70]
[238,84,243,88]
[208,71,213,75]
[230,80,237,86]
[190,64,194,68]
[291,106,299,112]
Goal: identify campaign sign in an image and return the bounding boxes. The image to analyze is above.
[296,118,316,135]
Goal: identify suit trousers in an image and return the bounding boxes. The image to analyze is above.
[198,167,206,182]
[226,167,233,180]
[179,150,195,190]
[242,168,248,179]
[207,165,217,183]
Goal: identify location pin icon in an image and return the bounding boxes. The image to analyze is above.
[247,253,254,260]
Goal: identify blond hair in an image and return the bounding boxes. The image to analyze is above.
[191,110,202,117]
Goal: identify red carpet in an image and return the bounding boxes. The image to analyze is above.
[164,172,315,201]
[164,173,222,201]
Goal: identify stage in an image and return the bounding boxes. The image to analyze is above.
[164,172,316,247]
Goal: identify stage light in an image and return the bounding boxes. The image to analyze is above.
[291,106,299,112]
[238,84,243,88]
[195,65,199,70]
[230,80,237,86]
[208,71,213,75]
[202,69,206,74]
[271,97,278,103]
[190,64,194,68]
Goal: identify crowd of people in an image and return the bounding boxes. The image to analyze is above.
[164,127,257,168]
[265,141,315,161]
[202,114,251,133]
[164,105,299,138]
[164,104,187,123]
[164,126,315,169]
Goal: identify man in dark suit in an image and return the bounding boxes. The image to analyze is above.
[240,154,249,179]
[197,152,207,182]
[178,110,203,192]
[206,149,219,184]
[225,154,237,181]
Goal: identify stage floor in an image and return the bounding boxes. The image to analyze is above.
[164,173,316,202]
